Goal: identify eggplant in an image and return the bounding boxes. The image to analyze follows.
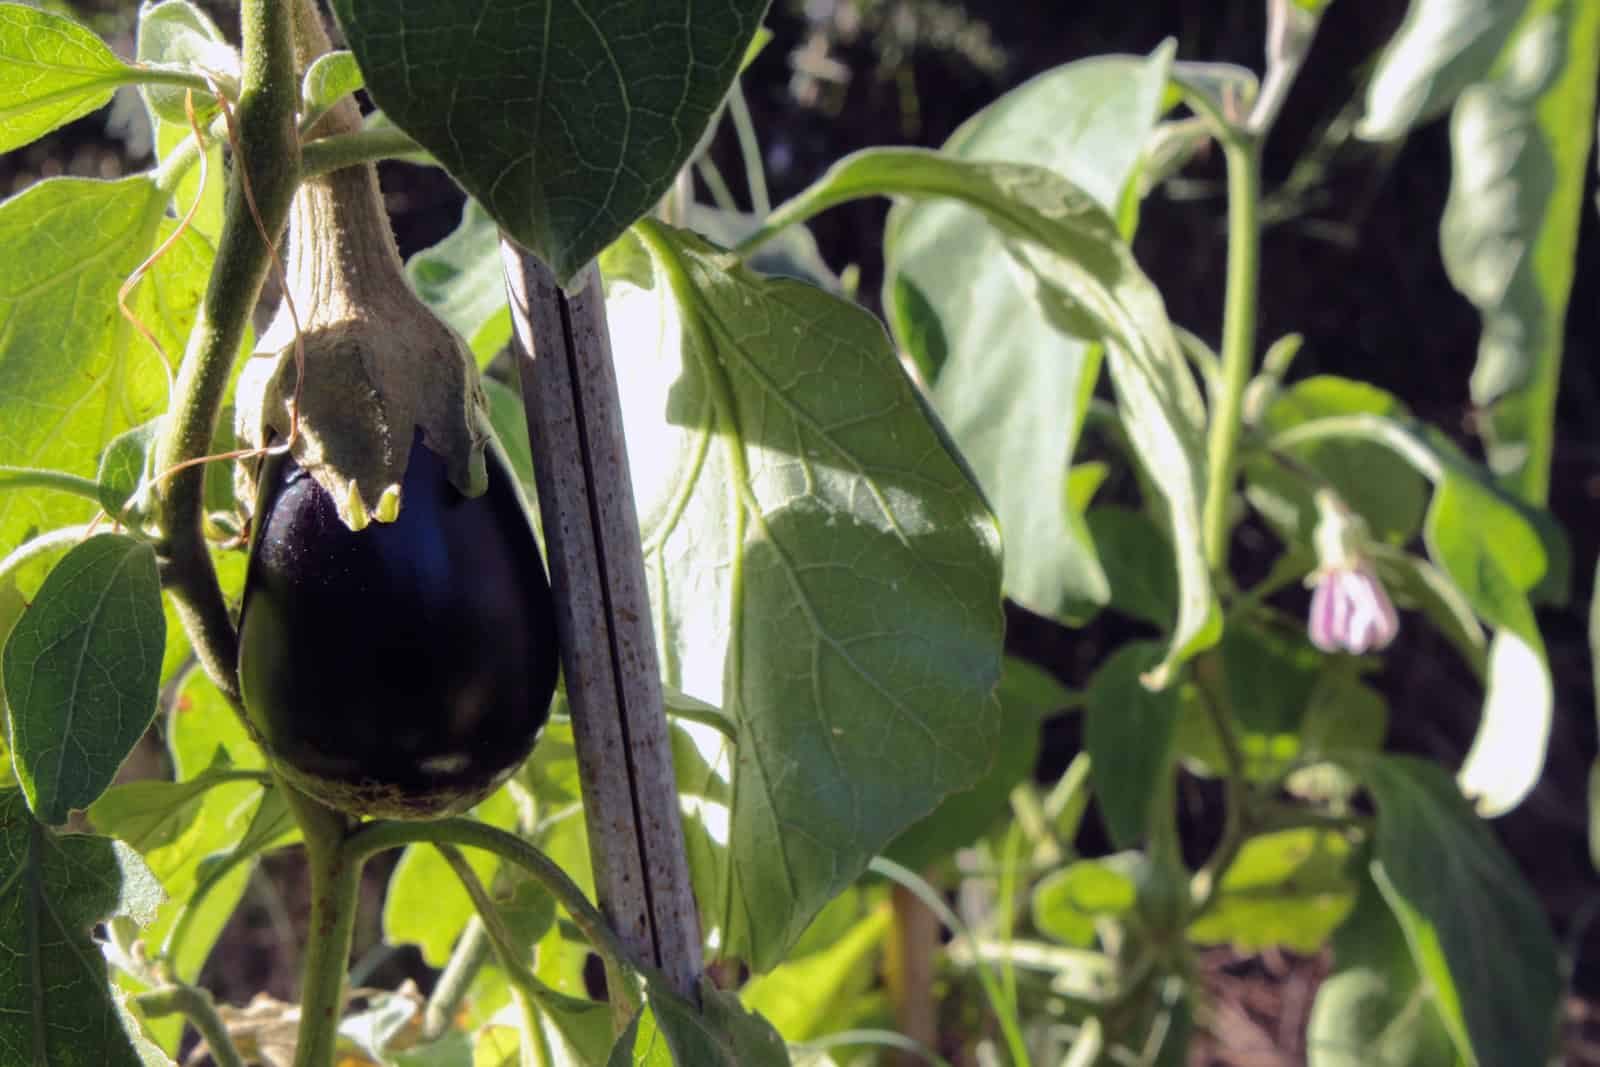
[238,434,559,818]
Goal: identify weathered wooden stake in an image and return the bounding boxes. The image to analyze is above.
[499,241,703,1005]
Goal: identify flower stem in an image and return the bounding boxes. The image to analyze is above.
[1200,133,1262,572]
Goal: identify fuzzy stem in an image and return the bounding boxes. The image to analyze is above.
[284,783,361,1067]
[1199,134,1262,572]
[150,0,300,707]
[135,983,246,1067]
[299,128,428,177]
[0,467,105,505]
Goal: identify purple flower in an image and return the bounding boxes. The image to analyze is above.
[1308,564,1398,654]
[1306,490,1399,655]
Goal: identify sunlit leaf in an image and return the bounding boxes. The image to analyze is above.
[1358,0,1524,140]
[606,221,1003,969]
[882,47,1174,625]
[0,178,204,554]
[0,2,134,153]
[761,147,1219,684]
[1440,2,1600,501]
[1187,830,1355,952]
[739,905,891,1041]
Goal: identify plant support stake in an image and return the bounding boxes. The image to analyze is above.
[500,242,703,1004]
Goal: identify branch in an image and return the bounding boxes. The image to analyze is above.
[150,0,301,708]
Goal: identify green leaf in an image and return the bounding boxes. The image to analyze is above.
[1268,411,1556,814]
[4,535,165,824]
[1186,830,1355,952]
[1358,0,1527,140]
[610,221,1004,970]
[0,2,133,153]
[764,146,1219,684]
[85,751,239,854]
[616,977,791,1067]
[1249,375,1429,545]
[0,788,166,1067]
[150,103,225,244]
[686,205,841,292]
[1085,642,1179,848]
[97,420,162,520]
[0,177,200,554]
[739,905,891,1041]
[1308,868,1460,1067]
[139,673,271,990]
[405,198,512,367]
[1342,754,1558,1064]
[1031,857,1137,947]
[300,50,362,131]
[383,786,518,966]
[1086,506,1177,629]
[881,48,1174,625]
[329,0,769,283]
[885,656,1068,870]
[1441,1,1600,501]
[135,0,233,125]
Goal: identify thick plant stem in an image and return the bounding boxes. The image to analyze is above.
[151,0,300,707]
[285,783,361,1067]
[1199,135,1262,573]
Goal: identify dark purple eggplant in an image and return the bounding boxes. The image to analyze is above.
[238,434,558,818]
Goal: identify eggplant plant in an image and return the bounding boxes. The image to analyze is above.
[0,0,1594,1065]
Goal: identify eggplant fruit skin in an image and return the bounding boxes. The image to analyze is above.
[238,436,558,818]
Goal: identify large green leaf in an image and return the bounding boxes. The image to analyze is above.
[882,47,1174,625]
[0,177,206,553]
[329,0,769,283]
[606,221,1004,970]
[884,655,1068,870]
[0,788,166,1067]
[1358,0,1528,140]
[1084,642,1179,848]
[1342,754,1558,1064]
[3,534,165,825]
[1307,869,1460,1067]
[1440,0,1600,501]
[759,147,1218,685]
[0,3,135,153]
